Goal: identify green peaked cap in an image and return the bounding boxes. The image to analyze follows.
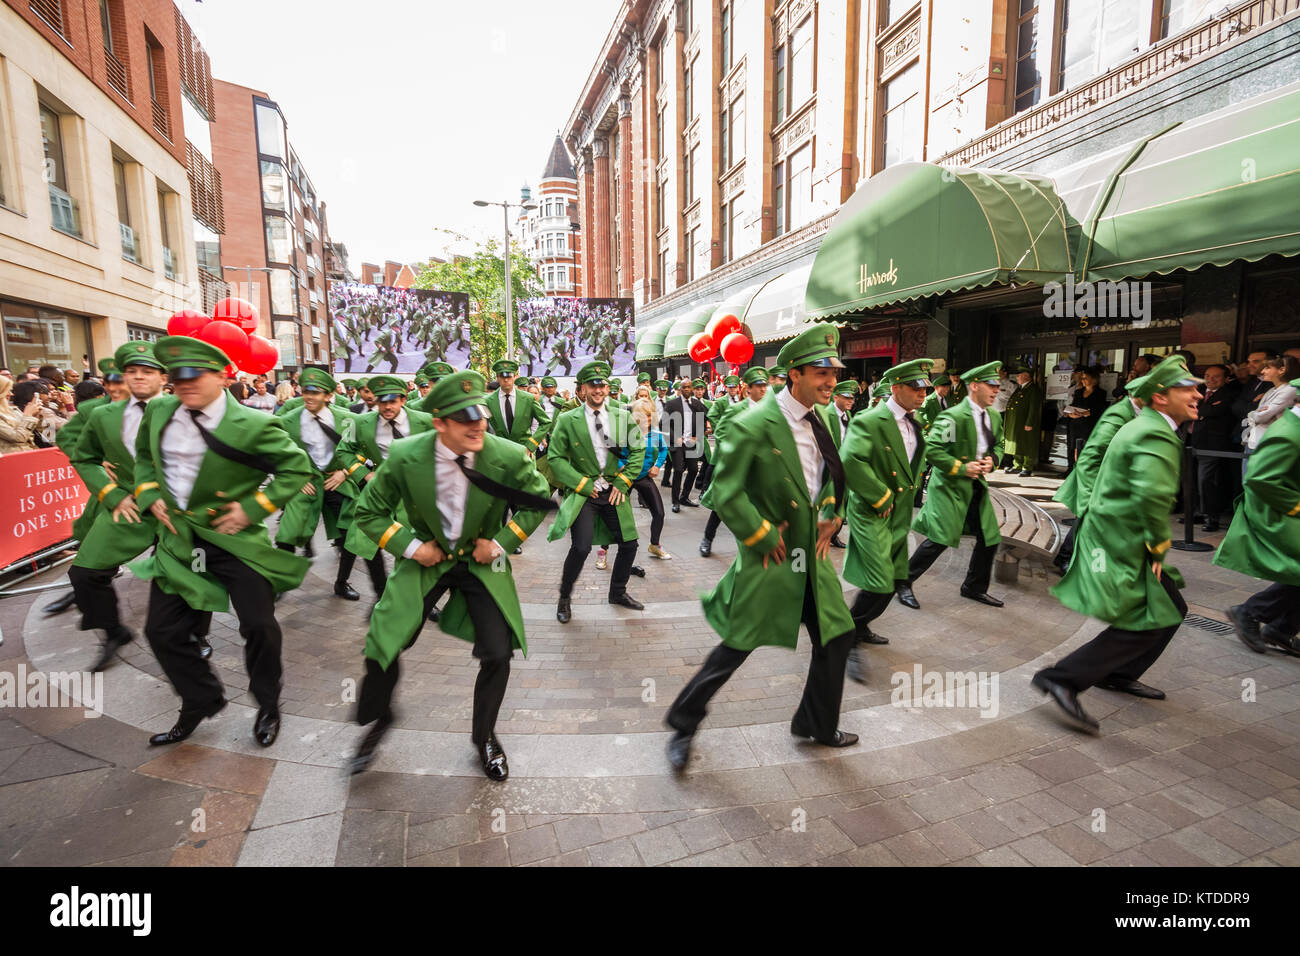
[300,367,337,393]
[425,370,490,420]
[115,341,165,372]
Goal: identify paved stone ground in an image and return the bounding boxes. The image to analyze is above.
[1,474,1298,867]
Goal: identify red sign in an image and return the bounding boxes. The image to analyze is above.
[0,448,89,567]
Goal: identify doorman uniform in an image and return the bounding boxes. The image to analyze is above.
[1002,369,1044,474]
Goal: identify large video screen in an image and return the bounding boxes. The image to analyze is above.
[330,283,471,375]
[515,297,635,377]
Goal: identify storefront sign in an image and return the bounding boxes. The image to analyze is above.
[0,448,88,567]
[858,259,899,294]
[1046,370,1073,401]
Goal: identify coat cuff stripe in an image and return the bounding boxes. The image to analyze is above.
[378,523,403,549]
[575,476,590,495]
[742,519,772,547]
[134,481,159,496]
[1147,538,1171,557]
[97,482,118,502]
[949,461,961,476]
[872,489,892,509]
[507,520,527,542]
[255,491,277,514]
[1289,501,1300,517]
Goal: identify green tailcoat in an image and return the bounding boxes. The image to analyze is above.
[1002,382,1044,462]
[702,398,853,651]
[911,399,1004,548]
[1052,398,1137,515]
[842,401,925,593]
[917,392,949,433]
[819,403,854,448]
[337,408,436,558]
[69,399,158,568]
[1214,409,1300,586]
[471,388,552,453]
[275,405,364,546]
[356,432,552,669]
[59,396,111,542]
[545,403,644,546]
[1051,408,1186,630]
[128,393,314,610]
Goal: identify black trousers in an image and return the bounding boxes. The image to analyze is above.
[1242,582,1300,637]
[1056,523,1077,569]
[670,445,701,504]
[631,475,665,547]
[278,489,386,594]
[145,541,280,718]
[357,564,512,743]
[849,589,896,638]
[907,484,998,594]
[70,558,212,639]
[703,510,723,542]
[1196,453,1232,519]
[666,577,854,741]
[560,488,638,598]
[696,460,714,492]
[1038,572,1188,692]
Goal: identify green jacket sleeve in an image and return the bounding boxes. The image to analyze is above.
[70,412,129,510]
[712,418,781,556]
[491,450,554,553]
[841,419,894,516]
[990,409,1006,462]
[523,397,552,452]
[353,454,416,558]
[613,416,645,492]
[236,418,316,522]
[1244,430,1300,517]
[545,415,594,497]
[132,403,165,513]
[923,411,968,479]
[1130,442,1180,557]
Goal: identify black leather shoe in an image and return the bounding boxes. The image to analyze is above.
[149,700,225,746]
[699,538,713,557]
[666,730,692,773]
[480,735,508,781]
[91,628,133,673]
[192,635,213,660]
[42,591,78,616]
[680,498,699,508]
[1031,672,1100,735]
[960,589,1005,608]
[1096,677,1166,700]
[609,593,644,611]
[1228,605,1268,653]
[556,597,572,624]
[1261,623,1300,656]
[254,707,281,747]
[860,627,889,645]
[628,565,646,578]
[830,534,846,549]
[896,583,920,610]
[791,721,859,747]
[334,582,361,601]
[846,645,868,685]
[513,546,523,555]
[1202,520,1220,533]
[672,503,681,513]
[1020,469,1035,477]
[660,479,672,488]
[349,713,393,775]
[428,606,441,622]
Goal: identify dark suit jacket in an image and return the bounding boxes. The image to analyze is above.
[1191,380,1244,450]
[660,395,709,451]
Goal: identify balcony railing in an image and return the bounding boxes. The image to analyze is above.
[938,0,1300,168]
[151,99,170,141]
[120,222,140,263]
[162,246,176,280]
[49,185,80,237]
[104,48,130,101]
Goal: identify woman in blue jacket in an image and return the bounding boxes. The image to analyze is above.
[598,389,670,568]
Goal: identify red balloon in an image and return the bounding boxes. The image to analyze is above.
[688,331,717,363]
[198,320,250,369]
[213,297,260,334]
[242,335,280,375]
[720,332,754,365]
[706,312,742,346]
[167,309,209,337]
[223,364,237,378]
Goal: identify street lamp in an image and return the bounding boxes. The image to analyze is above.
[472,197,536,360]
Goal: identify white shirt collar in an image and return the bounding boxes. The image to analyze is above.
[192,390,228,423]
[886,396,909,421]
[1156,409,1178,433]
[1129,397,1142,414]
[777,385,812,420]
[434,436,472,465]
[965,395,986,418]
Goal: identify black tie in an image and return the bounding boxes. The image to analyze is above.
[454,455,556,513]
[803,411,845,506]
[504,393,514,433]
[136,400,147,413]
[313,414,342,447]
[976,407,994,455]
[904,412,923,465]
[591,409,618,453]
[188,408,276,473]
[389,420,403,441]
[840,412,849,431]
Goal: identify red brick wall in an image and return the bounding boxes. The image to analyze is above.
[5,0,187,167]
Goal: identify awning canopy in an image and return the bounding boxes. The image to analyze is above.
[744,264,812,344]
[633,314,680,363]
[663,303,717,357]
[805,162,1076,318]
[1069,81,1300,282]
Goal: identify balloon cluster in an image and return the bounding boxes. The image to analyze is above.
[686,312,753,380]
[166,299,280,376]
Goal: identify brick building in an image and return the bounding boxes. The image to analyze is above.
[567,0,1300,398]
[0,0,217,367]
[521,134,583,298]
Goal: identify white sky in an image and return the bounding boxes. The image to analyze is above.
[179,0,613,271]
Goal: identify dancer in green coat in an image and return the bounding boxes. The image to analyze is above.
[698,367,769,558]
[666,324,858,772]
[128,337,314,749]
[900,362,1005,610]
[1220,381,1300,655]
[1035,359,1203,734]
[841,360,935,681]
[349,371,555,781]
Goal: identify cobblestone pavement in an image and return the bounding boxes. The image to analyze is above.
[1,476,1298,866]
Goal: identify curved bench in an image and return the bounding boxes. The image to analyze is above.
[987,486,1062,583]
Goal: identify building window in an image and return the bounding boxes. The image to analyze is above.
[265,215,292,265]
[656,31,667,86]
[882,0,917,28]
[773,161,785,237]
[656,179,667,233]
[881,61,921,168]
[270,269,296,315]
[29,1,64,36]
[113,158,141,263]
[1013,0,1042,114]
[721,90,744,170]
[1057,0,1141,93]
[775,141,812,236]
[40,103,80,238]
[774,46,787,125]
[1159,0,1214,38]
[721,193,743,263]
[720,3,733,74]
[788,14,815,112]
[657,103,667,163]
[145,29,168,137]
[1,300,91,372]
[684,58,694,121]
[157,186,179,279]
[255,103,286,160]
[260,160,287,211]
[686,226,700,282]
[658,246,671,294]
[126,324,160,343]
[687,145,700,205]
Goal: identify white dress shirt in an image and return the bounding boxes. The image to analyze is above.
[967,396,993,459]
[161,390,229,510]
[121,393,159,458]
[584,402,612,492]
[680,396,694,441]
[435,439,472,547]
[776,387,823,502]
[300,406,337,470]
[887,396,918,463]
[497,389,515,432]
[375,408,410,456]
[1156,409,1178,433]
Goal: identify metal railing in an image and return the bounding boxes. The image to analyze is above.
[938,0,1300,168]
[151,99,169,140]
[48,184,79,236]
[1174,445,1247,552]
[104,48,129,100]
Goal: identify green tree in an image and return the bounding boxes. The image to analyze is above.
[413,238,537,376]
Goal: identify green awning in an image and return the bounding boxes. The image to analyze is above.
[663,304,717,357]
[1072,81,1300,281]
[633,314,680,362]
[743,264,811,344]
[805,162,1076,318]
